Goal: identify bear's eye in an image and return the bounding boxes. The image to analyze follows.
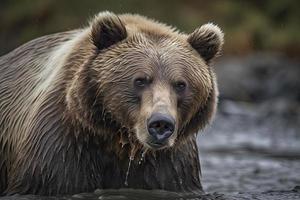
[134,77,149,88]
[174,81,187,93]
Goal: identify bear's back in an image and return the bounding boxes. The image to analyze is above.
[0,30,80,157]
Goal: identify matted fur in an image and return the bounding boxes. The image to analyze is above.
[0,11,223,195]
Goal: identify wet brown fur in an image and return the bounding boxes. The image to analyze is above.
[0,12,223,195]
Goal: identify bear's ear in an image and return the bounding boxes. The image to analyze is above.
[187,23,224,63]
[90,11,127,50]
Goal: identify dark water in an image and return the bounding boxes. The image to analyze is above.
[0,189,222,200]
[1,55,299,200]
[198,100,300,200]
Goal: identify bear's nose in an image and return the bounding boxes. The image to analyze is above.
[147,113,175,142]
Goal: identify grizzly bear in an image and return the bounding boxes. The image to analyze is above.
[0,11,224,195]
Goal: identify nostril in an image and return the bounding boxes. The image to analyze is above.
[149,120,174,135]
[164,123,173,131]
[153,122,160,129]
[147,113,175,140]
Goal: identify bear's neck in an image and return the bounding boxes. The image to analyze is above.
[66,132,203,193]
[100,135,203,192]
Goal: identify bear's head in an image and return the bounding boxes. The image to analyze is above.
[67,12,224,150]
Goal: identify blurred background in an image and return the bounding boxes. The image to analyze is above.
[0,0,299,199]
[0,0,300,57]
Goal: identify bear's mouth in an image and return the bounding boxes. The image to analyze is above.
[146,141,168,150]
[134,124,176,150]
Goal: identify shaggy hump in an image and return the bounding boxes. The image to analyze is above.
[91,12,127,50]
[187,23,224,63]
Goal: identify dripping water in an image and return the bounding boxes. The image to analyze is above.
[138,148,148,165]
[124,144,139,186]
[124,155,134,186]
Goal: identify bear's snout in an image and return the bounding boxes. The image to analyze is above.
[147,113,175,146]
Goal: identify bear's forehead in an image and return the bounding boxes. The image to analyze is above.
[95,36,207,82]
[121,35,206,71]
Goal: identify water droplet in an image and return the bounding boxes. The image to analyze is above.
[179,178,183,185]
[138,149,148,165]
